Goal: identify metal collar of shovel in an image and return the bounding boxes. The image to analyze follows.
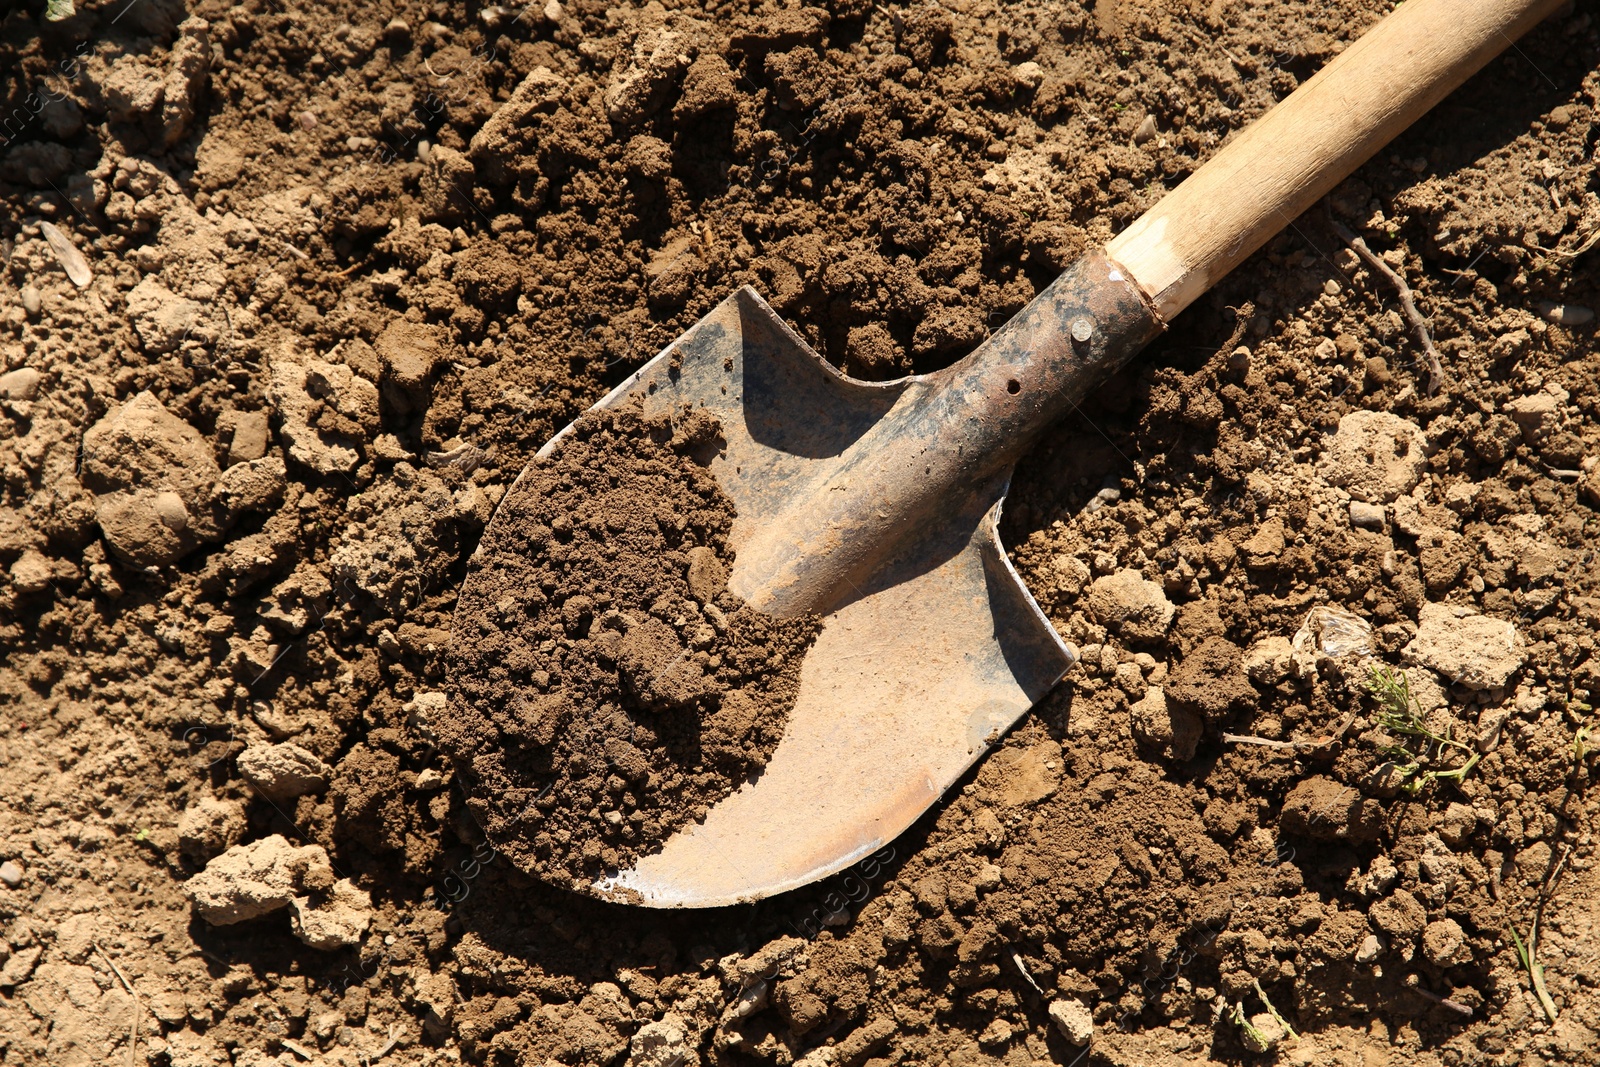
[456,0,1565,906]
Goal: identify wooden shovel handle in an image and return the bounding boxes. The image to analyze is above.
[1106,0,1566,323]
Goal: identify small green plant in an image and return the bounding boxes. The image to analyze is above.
[134,828,150,842]
[1229,1001,1272,1049]
[1575,723,1591,763]
[1365,664,1480,794]
[1228,981,1298,1052]
[1511,923,1559,1024]
[46,0,75,20]
[1252,979,1298,1040]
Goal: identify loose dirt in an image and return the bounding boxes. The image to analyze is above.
[442,404,817,891]
[2,0,1599,1066]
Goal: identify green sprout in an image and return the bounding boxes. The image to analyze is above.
[1365,664,1480,795]
[1229,982,1297,1052]
[1511,924,1559,1024]
[1575,723,1591,764]
[134,828,150,842]
[1229,1001,1272,1048]
[1253,979,1298,1040]
[45,0,75,19]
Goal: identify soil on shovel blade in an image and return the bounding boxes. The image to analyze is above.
[2,0,1599,1065]
[442,405,817,891]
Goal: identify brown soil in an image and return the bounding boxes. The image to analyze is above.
[441,404,816,892]
[2,0,1599,1066]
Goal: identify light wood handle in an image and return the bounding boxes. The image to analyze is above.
[1105,0,1565,323]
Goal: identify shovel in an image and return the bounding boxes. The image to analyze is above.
[457,0,1562,906]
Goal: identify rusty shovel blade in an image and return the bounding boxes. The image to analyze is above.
[469,253,1159,906]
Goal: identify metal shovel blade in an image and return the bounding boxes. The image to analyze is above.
[567,290,1068,907]
[504,256,1158,906]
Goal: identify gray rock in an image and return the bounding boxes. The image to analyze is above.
[0,860,23,887]
[1348,501,1386,530]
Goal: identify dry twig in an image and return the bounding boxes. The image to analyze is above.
[1222,711,1356,752]
[1332,222,1444,395]
[92,942,141,1067]
[280,1038,318,1060]
[1411,983,1475,1017]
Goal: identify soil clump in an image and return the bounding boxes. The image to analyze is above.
[443,405,817,890]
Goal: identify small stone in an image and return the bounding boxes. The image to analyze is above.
[0,860,23,887]
[0,367,41,399]
[1355,933,1383,963]
[19,288,41,319]
[1132,114,1157,145]
[1084,569,1175,642]
[237,742,332,802]
[1228,346,1251,372]
[1403,602,1526,691]
[227,409,271,464]
[1012,61,1045,90]
[1348,501,1386,530]
[1048,998,1093,1046]
[152,490,189,531]
[1537,301,1594,326]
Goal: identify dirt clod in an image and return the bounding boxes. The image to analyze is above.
[443,407,817,889]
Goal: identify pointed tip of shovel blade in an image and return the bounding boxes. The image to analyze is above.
[590,489,1071,906]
